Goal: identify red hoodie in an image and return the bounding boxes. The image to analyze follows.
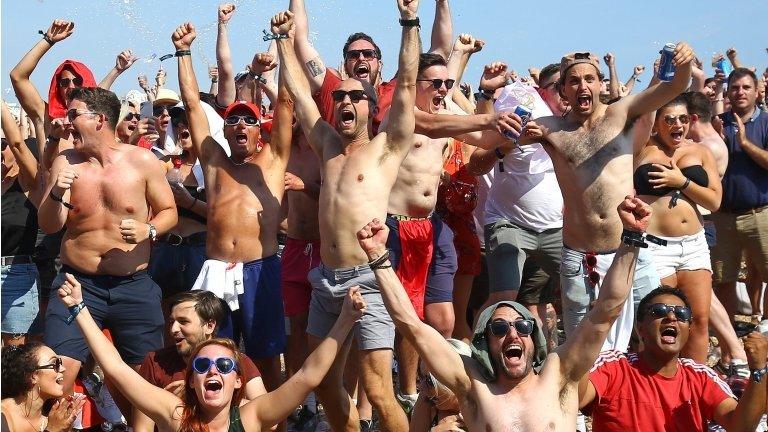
[47,59,97,120]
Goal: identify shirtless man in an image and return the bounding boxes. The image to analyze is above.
[522,45,695,350]
[38,86,177,393]
[173,23,292,395]
[273,1,419,430]
[357,196,651,431]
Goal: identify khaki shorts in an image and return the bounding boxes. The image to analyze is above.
[710,208,768,283]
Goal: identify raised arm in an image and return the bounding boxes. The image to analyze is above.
[604,53,620,101]
[214,3,237,108]
[57,275,181,429]
[357,219,473,397]
[289,0,327,92]
[240,288,365,430]
[2,101,41,205]
[384,0,421,152]
[714,332,768,431]
[428,0,453,61]
[10,20,75,125]
[273,11,335,158]
[557,197,649,383]
[624,65,645,95]
[446,34,483,101]
[726,47,743,69]
[269,61,294,163]
[622,42,695,120]
[99,50,137,90]
[250,52,279,108]
[174,23,215,163]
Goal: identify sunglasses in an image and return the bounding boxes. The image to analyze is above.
[584,253,601,286]
[417,78,455,90]
[331,89,369,103]
[153,104,176,117]
[488,318,535,337]
[224,115,259,126]
[123,113,141,122]
[573,52,594,60]
[35,357,64,373]
[645,303,692,322]
[663,114,690,126]
[540,81,557,90]
[66,109,99,122]
[58,77,84,88]
[192,356,238,375]
[344,49,378,61]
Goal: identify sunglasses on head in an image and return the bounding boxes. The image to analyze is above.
[35,357,64,373]
[584,253,601,286]
[417,78,455,90]
[58,77,83,88]
[192,356,238,375]
[645,303,692,322]
[573,52,593,60]
[224,115,259,126]
[488,318,535,337]
[331,89,369,103]
[66,108,99,122]
[123,113,141,122]
[663,114,690,126]
[344,49,378,61]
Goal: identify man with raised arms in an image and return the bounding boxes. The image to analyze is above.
[522,45,695,350]
[273,1,419,430]
[173,22,292,396]
[356,196,652,431]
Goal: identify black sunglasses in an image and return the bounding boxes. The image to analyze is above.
[331,89,369,103]
[417,78,455,90]
[489,318,535,337]
[35,357,64,373]
[192,356,237,375]
[58,77,83,88]
[573,52,593,60]
[123,113,141,122]
[645,303,692,322]
[344,49,378,61]
[153,104,175,117]
[224,115,259,126]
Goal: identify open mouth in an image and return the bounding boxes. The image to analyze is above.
[204,379,223,393]
[354,63,370,79]
[432,95,444,108]
[670,131,684,142]
[340,110,356,128]
[577,94,592,109]
[56,376,64,384]
[235,133,248,145]
[179,130,190,140]
[503,343,523,360]
[660,326,678,344]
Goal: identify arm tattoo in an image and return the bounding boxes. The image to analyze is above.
[305,58,324,78]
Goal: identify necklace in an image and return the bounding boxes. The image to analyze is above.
[22,412,44,432]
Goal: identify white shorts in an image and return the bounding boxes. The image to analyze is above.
[648,230,712,278]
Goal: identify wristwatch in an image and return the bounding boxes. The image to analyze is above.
[148,224,158,242]
[750,366,768,383]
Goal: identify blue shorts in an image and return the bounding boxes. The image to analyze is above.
[44,266,164,364]
[1,262,42,335]
[148,233,207,298]
[387,214,457,305]
[218,255,286,359]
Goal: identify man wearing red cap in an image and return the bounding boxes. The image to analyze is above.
[173,22,293,398]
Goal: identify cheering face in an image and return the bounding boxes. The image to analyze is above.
[653,103,690,148]
[223,110,262,160]
[638,294,691,356]
[538,72,569,116]
[65,99,102,150]
[703,81,718,102]
[485,306,535,382]
[172,114,192,151]
[343,39,381,86]
[117,106,139,141]
[58,69,82,103]
[34,346,67,398]
[561,64,602,116]
[415,65,450,114]
[190,344,242,410]
[727,75,758,113]
[332,79,373,139]
[169,301,215,358]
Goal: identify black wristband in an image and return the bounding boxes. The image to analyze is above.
[49,191,74,210]
[399,17,420,27]
[368,250,391,270]
[494,148,506,160]
[66,302,86,325]
[679,177,691,190]
[175,50,192,57]
[620,228,646,248]
[38,31,55,46]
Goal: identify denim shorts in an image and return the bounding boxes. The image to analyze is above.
[1,263,42,334]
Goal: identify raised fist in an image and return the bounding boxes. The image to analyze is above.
[617,196,652,233]
[251,53,277,75]
[218,3,236,24]
[480,62,508,91]
[603,52,615,66]
[397,0,419,18]
[172,22,196,50]
[270,11,295,36]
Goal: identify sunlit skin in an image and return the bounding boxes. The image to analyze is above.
[703,81,718,102]
[332,78,376,140]
[653,104,690,149]
[538,71,569,116]
[35,345,68,398]
[415,65,449,115]
[222,108,263,163]
[57,69,81,103]
[63,99,101,151]
[169,301,215,359]
[561,64,603,120]
[116,104,139,143]
[485,306,535,383]
[637,294,691,361]
[343,39,382,86]
[189,344,242,412]
[727,75,758,117]
[173,120,193,151]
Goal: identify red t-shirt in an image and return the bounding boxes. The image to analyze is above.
[586,351,734,432]
[313,68,397,135]
[138,346,261,389]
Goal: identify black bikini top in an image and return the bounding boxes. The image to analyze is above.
[633,163,709,197]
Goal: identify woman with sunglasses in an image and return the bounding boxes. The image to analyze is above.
[57,272,365,432]
[1,343,85,432]
[633,95,722,363]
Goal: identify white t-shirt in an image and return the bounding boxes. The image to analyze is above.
[484,83,563,232]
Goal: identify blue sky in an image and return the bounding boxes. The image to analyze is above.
[2,0,766,104]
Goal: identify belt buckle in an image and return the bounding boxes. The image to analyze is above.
[167,233,184,246]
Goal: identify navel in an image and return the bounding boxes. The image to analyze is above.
[414,142,422,149]
[357,174,364,182]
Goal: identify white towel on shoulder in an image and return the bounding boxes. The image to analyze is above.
[191,259,244,311]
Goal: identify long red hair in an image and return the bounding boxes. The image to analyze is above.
[179,338,245,432]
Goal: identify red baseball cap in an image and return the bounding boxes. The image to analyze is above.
[223,100,261,120]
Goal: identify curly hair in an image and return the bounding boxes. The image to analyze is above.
[1,342,45,399]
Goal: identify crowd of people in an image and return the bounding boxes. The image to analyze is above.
[2,0,768,431]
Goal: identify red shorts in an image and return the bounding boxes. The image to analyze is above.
[385,215,434,320]
[281,237,321,317]
[443,214,481,276]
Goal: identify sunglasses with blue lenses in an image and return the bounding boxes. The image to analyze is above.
[488,318,535,337]
[645,303,692,322]
[192,356,238,375]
